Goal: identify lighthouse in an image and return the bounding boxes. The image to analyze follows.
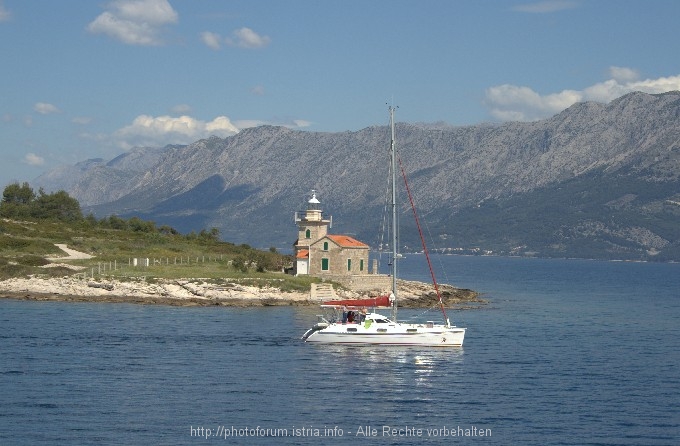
[290,189,389,291]
[295,190,331,242]
[293,190,331,275]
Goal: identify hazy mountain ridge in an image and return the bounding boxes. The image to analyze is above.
[34,91,680,260]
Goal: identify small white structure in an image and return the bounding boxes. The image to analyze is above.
[133,258,150,267]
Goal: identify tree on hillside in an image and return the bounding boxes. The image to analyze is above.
[128,216,156,232]
[0,183,82,221]
[32,189,82,221]
[105,215,128,230]
[0,182,36,218]
[2,182,35,204]
[199,227,220,241]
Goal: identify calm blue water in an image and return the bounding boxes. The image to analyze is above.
[1,256,679,445]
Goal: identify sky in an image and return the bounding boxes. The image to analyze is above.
[3,0,680,187]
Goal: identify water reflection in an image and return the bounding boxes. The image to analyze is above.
[288,343,466,426]
[309,344,462,362]
[303,344,463,390]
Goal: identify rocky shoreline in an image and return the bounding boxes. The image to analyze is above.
[0,276,484,308]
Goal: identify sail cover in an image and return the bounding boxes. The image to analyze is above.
[321,295,392,308]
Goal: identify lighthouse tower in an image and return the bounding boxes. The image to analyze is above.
[293,190,331,275]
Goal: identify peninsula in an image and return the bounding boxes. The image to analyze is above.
[0,185,481,309]
[0,244,480,308]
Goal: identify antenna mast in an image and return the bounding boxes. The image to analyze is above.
[389,105,398,322]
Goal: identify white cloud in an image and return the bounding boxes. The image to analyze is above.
[204,116,238,133]
[225,27,271,49]
[34,102,61,115]
[113,114,239,149]
[24,153,45,166]
[513,1,578,13]
[201,28,271,50]
[87,0,178,46]
[109,0,177,24]
[201,31,222,50]
[0,0,11,21]
[234,118,312,129]
[609,66,639,83]
[485,68,680,122]
[111,113,311,149]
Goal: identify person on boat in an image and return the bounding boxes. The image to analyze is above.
[342,305,348,324]
[360,307,367,322]
[347,311,355,323]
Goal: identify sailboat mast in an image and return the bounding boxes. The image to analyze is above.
[389,106,399,322]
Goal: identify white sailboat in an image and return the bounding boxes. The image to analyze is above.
[302,107,466,346]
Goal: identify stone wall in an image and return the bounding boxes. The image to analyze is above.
[319,273,392,293]
[308,243,369,276]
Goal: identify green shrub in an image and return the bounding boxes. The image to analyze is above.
[0,235,30,250]
[16,255,50,266]
[0,263,31,279]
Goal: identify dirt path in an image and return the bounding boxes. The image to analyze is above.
[47,244,94,260]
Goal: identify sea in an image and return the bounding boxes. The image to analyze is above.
[1,255,679,445]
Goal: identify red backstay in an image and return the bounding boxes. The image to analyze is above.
[399,157,450,325]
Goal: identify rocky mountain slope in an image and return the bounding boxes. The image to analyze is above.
[35,91,680,261]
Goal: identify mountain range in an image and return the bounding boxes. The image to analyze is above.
[35,91,680,261]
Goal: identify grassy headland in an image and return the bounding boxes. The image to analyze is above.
[0,216,325,292]
[0,182,318,293]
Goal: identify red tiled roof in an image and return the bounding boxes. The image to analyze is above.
[296,249,309,258]
[327,234,369,248]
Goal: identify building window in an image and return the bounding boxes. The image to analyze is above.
[360,259,364,271]
[321,258,329,271]
[305,229,311,239]
[347,259,352,271]
[323,241,328,251]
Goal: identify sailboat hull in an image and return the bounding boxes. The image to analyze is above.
[303,322,465,346]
